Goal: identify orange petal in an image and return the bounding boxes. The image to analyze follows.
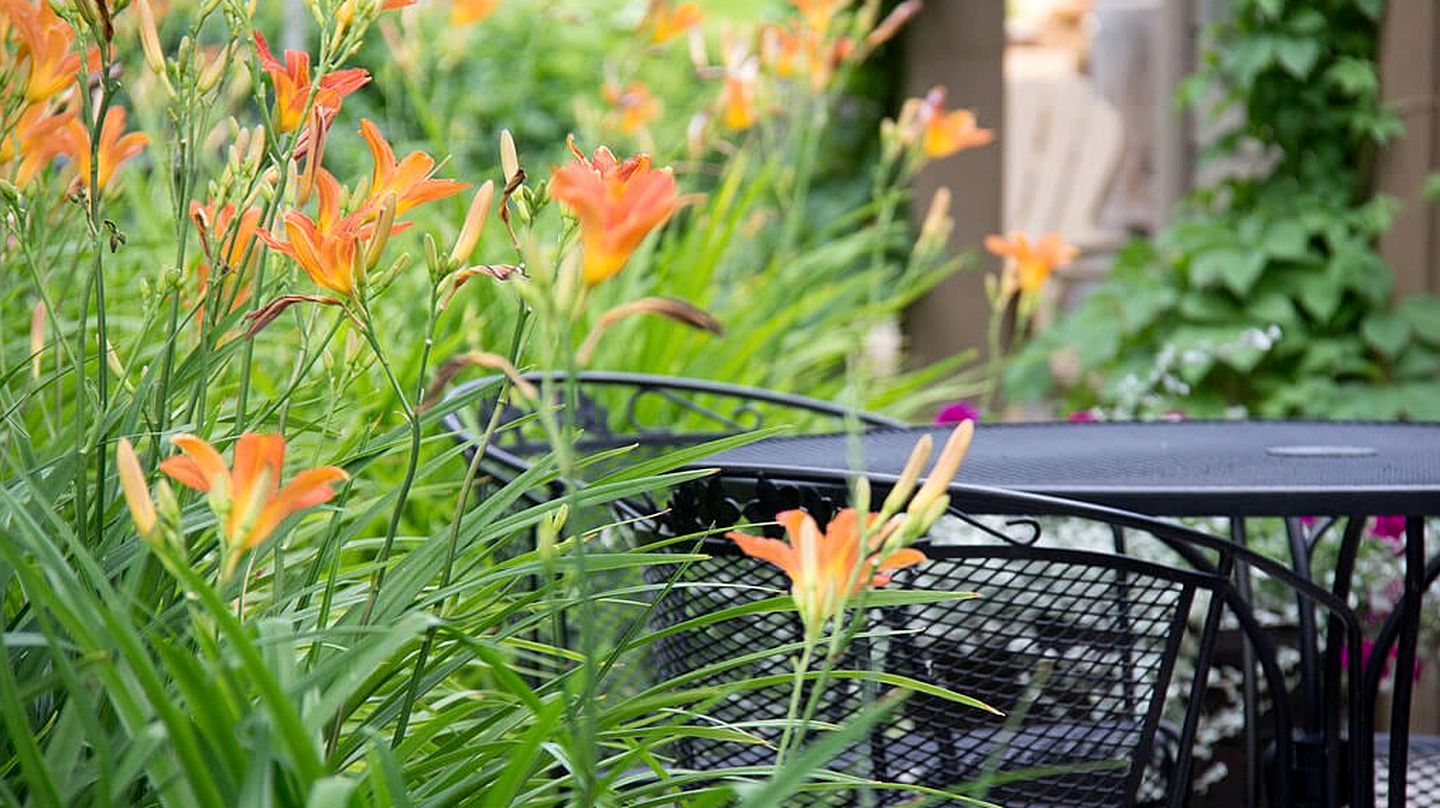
[725,531,799,580]
[231,433,285,509]
[878,547,927,571]
[246,466,349,550]
[164,434,230,492]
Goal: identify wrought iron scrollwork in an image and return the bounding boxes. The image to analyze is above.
[661,475,1046,549]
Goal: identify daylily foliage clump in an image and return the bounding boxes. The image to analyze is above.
[1,0,1010,804]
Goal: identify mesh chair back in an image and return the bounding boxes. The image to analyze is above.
[648,481,1365,808]
[440,371,901,481]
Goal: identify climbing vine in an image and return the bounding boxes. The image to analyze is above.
[1010,0,1440,419]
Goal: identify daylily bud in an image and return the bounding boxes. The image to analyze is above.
[499,129,519,185]
[197,44,231,93]
[154,478,180,539]
[576,297,723,364]
[365,191,398,271]
[865,0,922,49]
[246,126,267,173]
[117,438,158,539]
[538,503,568,562]
[421,351,539,410]
[449,180,494,267]
[29,301,44,381]
[917,186,953,254]
[882,433,932,516]
[909,494,950,539]
[106,340,125,379]
[687,26,708,70]
[135,0,166,75]
[687,112,709,157]
[910,420,974,518]
[852,477,872,519]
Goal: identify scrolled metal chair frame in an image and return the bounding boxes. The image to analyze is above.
[655,473,1369,808]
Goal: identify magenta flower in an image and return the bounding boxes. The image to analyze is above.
[1067,410,1100,423]
[934,400,982,426]
[1370,515,1407,541]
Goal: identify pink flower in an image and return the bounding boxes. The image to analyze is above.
[1067,410,1100,423]
[934,400,981,426]
[1342,636,1422,683]
[1370,515,1407,542]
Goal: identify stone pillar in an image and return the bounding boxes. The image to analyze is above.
[1375,0,1440,296]
[903,0,1005,367]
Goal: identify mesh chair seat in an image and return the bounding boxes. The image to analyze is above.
[1377,734,1440,805]
[649,482,1363,807]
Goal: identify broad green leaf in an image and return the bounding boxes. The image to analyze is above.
[1361,313,1410,358]
[1296,271,1345,322]
[1262,219,1310,260]
[305,777,358,808]
[1275,38,1321,78]
[1398,295,1440,344]
[1191,247,1266,296]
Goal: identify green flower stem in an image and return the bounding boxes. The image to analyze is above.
[392,302,530,748]
[774,640,817,766]
[357,285,440,626]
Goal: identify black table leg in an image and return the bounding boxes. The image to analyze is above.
[1386,516,1427,808]
[1231,518,1261,808]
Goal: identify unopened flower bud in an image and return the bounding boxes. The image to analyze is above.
[105,340,125,379]
[29,301,45,381]
[449,180,493,266]
[576,297,723,364]
[882,433,932,516]
[135,0,166,75]
[853,477,872,518]
[910,420,973,517]
[246,126,267,173]
[865,0,922,50]
[117,438,158,539]
[499,129,519,184]
[365,191,398,271]
[917,186,953,254]
[197,44,231,93]
[154,478,181,540]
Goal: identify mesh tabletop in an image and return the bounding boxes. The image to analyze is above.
[691,421,1440,517]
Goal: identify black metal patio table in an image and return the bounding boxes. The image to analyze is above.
[684,420,1440,808]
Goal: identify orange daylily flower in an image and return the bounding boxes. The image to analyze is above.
[761,24,803,79]
[918,86,994,159]
[337,0,415,28]
[985,231,1079,296]
[253,32,370,134]
[728,508,926,635]
[760,23,849,90]
[259,169,375,298]
[190,200,263,319]
[450,0,500,25]
[603,82,661,135]
[357,119,467,215]
[160,432,347,568]
[644,1,702,44]
[1,102,75,186]
[791,0,843,31]
[720,72,757,131]
[549,136,680,285]
[6,0,82,102]
[60,106,150,192]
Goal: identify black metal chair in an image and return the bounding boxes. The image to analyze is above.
[650,476,1367,807]
[440,370,903,499]
[438,371,905,694]
[1369,554,1440,806]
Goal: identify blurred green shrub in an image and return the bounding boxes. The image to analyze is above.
[1010,0,1440,419]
